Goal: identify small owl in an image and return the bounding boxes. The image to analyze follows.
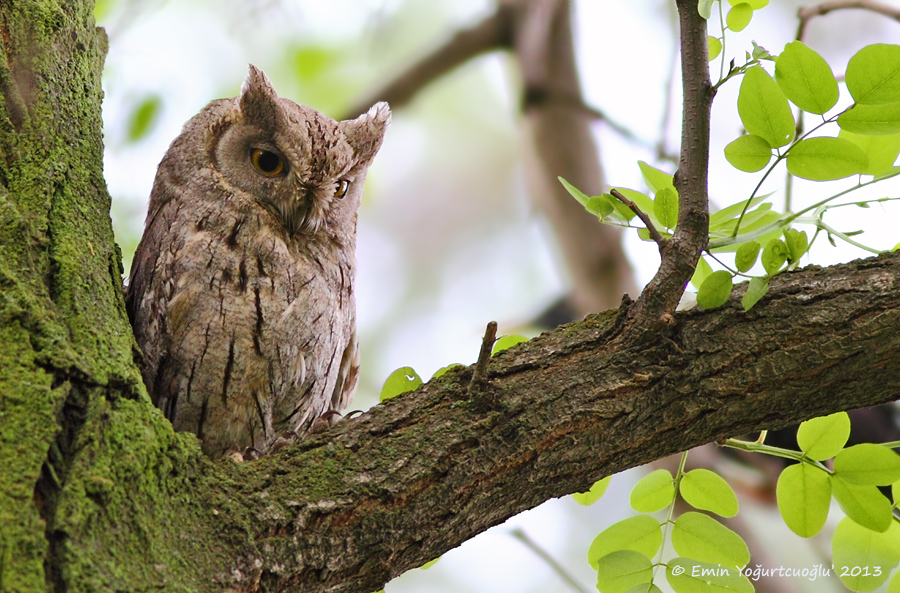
[125,65,390,458]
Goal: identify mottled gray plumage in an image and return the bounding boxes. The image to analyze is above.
[125,66,390,458]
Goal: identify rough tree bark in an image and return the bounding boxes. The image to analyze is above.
[2,2,899,593]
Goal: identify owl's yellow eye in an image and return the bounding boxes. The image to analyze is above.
[334,179,349,198]
[251,149,284,176]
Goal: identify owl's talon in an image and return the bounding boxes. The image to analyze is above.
[270,430,300,453]
[242,446,262,461]
[310,410,344,433]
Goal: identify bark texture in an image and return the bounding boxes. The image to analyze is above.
[2,2,900,593]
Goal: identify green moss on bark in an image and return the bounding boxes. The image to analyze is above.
[0,2,149,591]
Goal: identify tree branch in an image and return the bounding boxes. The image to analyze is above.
[610,188,668,250]
[627,0,712,332]
[342,6,513,118]
[796,0,900,41]
[48,251,900,593]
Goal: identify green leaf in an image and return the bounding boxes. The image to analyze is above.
[775,41,839,114]
[638,161,675,194]
[602,193,636,222]
[380,367,422,402]
[709,195,770,229]
[631,469,676,513]
[729,0,768,8]
[708,36,722,61]
[776,463,832,537]
[761,238,789,274]
[891,570,900,593]
[783,228,808,262]
[624,585,663,593]
[834,443,900,485]
[830,476,893,532]
[126,95,162,143]
[738,66,796,148]
[586,195,615,219]
[679,469,739,517]
[573,476,611,506]
[734,204,779,233]
[786,137,869,180]
[846,44,900,105]
[877,166,900,181]
[666,558,754,593]
[726,3,753,32]
[832,518,900,591]
[724,134,772,172]
[697,271,734,310]
[654,188,679,229]
[734,241,761,272]
[560,176,590,207]
[797,412,851,460]
[751,40,772,60]
[596,551,653,593]
[838,102,900,136]
[588,516,663,569]
[839,130,900,175]
[672,512,750,567]
[698,0,716,19]
[431,363,462,379]
[492,335,529,355]
[690,256,714,290]
[741,276,769,311]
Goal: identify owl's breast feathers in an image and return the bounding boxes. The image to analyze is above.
[127,192,357,458]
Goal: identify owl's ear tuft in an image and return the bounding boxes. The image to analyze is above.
[239,65,280,127]
[342,102,391,166]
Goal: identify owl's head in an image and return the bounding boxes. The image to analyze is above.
[203,65,390,239]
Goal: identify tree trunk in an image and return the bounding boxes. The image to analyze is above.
[2,2,899,593]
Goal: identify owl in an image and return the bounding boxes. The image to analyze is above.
[125,65,390,458]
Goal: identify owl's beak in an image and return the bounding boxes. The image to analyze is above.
[263,189,322,237]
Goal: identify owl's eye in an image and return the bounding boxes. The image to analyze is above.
[251,149,285,176]
[334,180,349,199]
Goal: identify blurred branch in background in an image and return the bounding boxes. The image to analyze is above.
[796,0,900,41]
[347,0,638,318]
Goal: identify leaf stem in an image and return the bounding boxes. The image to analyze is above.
[723,438,831,472]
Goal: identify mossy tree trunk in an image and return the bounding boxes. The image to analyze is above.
[2,2,900,593]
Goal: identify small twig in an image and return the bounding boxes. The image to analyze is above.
[469,321,498,391]
[796,0,900,41]
[609,188,667,250]
[509,528,593,593]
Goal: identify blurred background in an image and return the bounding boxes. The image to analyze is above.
[98,1,900,591]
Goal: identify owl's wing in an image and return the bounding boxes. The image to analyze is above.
[124,193,181,409]
[330,325,359,412]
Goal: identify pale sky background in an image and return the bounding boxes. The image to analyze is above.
[99,2,900,591]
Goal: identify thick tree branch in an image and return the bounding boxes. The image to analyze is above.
[628,0,712,332]
[94,251,900,593]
